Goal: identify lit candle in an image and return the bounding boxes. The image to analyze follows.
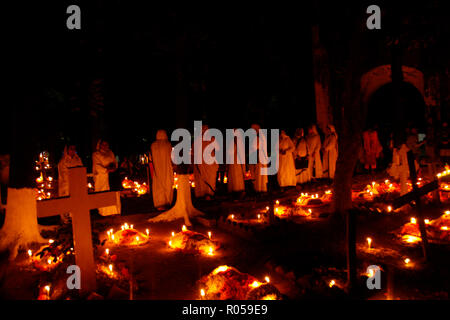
[411,217,416,224]
[404,258,410,265]
[109,264,113,272]
[130,224,134,230]
[329,280,335,288]
[28,249,32,258]
[208,231,212,239]
[387,206,392,213]
[182,225,187,232]
[105,249,109,256]
[208,247,213,256]
[146,229,150,236]
[171,231,175,237]
[231,214,234,220]
[48,239,54,244]
[367,237,372,249]
[275,200,279,205]
[44,285,51,299]
[200,289,205,298]
[265,276,270,283]
[257,214,261,220]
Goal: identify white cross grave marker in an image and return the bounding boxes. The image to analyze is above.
[36,166,120,294]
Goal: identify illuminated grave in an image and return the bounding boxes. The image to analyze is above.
[167,225,219,256]
[198,265,282,300]
[29,239,73,272]
[398,211,450,243]
[121,177,149,197]
[106,223,150,246]
[296,192,330,208]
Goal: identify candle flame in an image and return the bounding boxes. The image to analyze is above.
[182,225,187,232]
[28,250,32,257]
[249,281,262,288]
[208,231,212,239]
[200,289,205,297]
[213,265,229,274]
[329,280,336,288]
[265,276,270,283]
[109,264,113,272]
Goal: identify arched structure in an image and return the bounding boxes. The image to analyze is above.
[360,65,425,106]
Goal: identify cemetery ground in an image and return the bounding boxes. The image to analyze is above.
[0,173,449,300]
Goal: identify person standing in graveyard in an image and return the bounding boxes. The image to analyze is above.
[119,156,134,179]
[294,128,310,184]
[227,133,246,196]
[306,124,323,180]
[322,124,338,179]
[150,130,174,210]
[92,139,120,216]
[406,127,425,159]
[249,123,268,193]
[277,130,296,188]
[193,124,219,200]
[58,145,83,223]
[362,126,383,172]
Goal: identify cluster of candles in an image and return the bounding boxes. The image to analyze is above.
[199,266,270,299]
[106,224,150,245]
[35,152,53,200]
[168,225,215,256]
[172,172,196,189]
[436,165,450,179]
[122,177,148,195]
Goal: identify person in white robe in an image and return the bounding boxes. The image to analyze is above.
[391,142,419,195]
[277,130,296,187]
[227,135,245,194]
[150,130,174,210]
[322,125,338,179]
[294,128,311,184]
[92,140,120,215]
[57,145,83,223]
[194,125,219,199]
[249,124,268,193]
[306,124,323,179]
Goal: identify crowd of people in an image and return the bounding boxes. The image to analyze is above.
[55,120,450,215]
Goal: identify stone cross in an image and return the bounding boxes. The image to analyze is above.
[36,167,120,294]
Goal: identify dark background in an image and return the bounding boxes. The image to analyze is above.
[3,2,316,165]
